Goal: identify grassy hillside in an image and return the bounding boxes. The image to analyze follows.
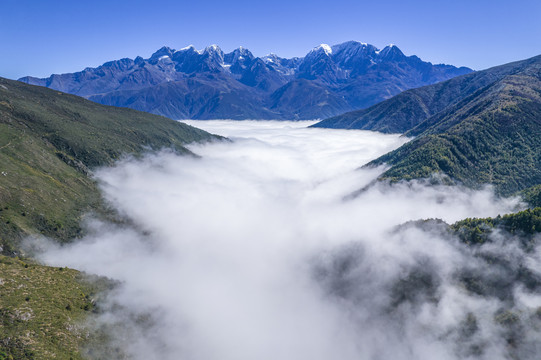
[0,256,109,359]
[365,56,541,196]
[312,55,540,132]
[0,77,216,253]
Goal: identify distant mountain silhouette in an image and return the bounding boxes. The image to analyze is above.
[19,41,471,120]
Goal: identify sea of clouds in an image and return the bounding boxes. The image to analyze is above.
[36,121,541,359]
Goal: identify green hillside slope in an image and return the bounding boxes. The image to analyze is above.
[0,77,216,253]
[0,255,108,360]
[365,56,541,196]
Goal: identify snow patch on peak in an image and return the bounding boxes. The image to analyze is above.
[236,46,249,53]
[315,44,333,55]
[347,40,368,47]
[377,44,405,59]
[205,44,221,52]
[176,44,203,54]
[179,45,197,52]
[263,53,278,63]
[150,46,174,60]
[381,44,402,53]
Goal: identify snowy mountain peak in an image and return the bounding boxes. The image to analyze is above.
[150,46,175,60]
[233,46,252,56]
[378,44,405,60]
[341,40,366,47]
[199,45,222,58]
[178,45,197,52]
[202,45,225,65]
[330,41,380,70]
[314,44,333,56]
[331,41,370,52]
[205,44,221,53]
[224,47,255,65]
[262,53,284,65]
[331,41,379,59]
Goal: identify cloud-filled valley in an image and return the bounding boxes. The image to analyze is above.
[35,121,541,360]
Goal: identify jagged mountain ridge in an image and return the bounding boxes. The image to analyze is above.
[19,41,471,119]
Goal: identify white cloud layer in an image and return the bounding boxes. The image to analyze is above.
[37,121,540,359]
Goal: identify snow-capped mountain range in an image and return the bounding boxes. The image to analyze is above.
[19,41,472,120]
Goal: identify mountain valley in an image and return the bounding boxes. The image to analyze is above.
[3,44,541,360]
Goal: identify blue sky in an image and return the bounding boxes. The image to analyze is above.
[2,0,540,79]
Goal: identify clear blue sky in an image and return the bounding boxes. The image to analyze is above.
[2,0,540,79]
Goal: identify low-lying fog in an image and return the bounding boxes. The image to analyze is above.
[38,121,541,359]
